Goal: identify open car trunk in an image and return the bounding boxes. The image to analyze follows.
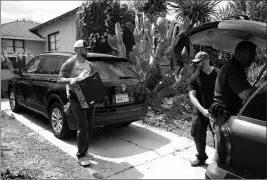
[187,20,266,51]
[187,19,267,100]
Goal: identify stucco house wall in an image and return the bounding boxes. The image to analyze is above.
[36,14,77,53]
[24,40,45,64]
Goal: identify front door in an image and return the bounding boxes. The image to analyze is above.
[14,74,27,105]
[30,55,62,113]
[19,56,43,107]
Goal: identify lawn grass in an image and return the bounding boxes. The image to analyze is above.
[1,111,97,179]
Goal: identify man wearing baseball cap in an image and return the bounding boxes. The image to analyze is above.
[188,51,219,166]
[57,39,95,166]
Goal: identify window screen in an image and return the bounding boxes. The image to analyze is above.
[1,39,24,54]
[48,32,60,51]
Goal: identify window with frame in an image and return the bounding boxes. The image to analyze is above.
[39,56,60,75]
[1,39,25,54]
[241,84,266,121]
[23,57,43,74]
[48,32,60,51]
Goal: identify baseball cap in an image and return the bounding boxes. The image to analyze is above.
[74,40,89,48]
[191,51,209,63]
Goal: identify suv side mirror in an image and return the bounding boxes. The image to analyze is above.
[13,69,22,76]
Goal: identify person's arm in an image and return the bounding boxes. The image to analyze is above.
[238,88,252,100]
[228,66,252,100]
[57,58,77,85]
[57,77,77,85]
[189,90,210,117]
[6,59,14,72]
[188,74,210,117]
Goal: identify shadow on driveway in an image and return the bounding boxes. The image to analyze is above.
[10,106,171,158]
[1,98,171,178]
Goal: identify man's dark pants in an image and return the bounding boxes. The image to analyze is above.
[191,115,210,161]
[69,96,95,158]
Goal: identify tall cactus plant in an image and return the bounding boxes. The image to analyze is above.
[76,0,194,98]
[108,13,194,97]
[76,0,135,54]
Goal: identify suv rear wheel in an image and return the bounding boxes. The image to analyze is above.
[8,87,21,112]
[49,102,71,139]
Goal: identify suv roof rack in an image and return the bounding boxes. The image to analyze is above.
[44,51,75,54]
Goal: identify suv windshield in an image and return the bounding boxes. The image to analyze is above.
[86,57,139,80]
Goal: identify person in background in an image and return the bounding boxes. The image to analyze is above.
[188,51,219,167]
[57,40,95,166]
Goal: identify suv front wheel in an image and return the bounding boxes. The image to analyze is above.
[8,87,21,112]
[49,102,71,139]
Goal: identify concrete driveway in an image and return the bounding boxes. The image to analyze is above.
[1,98,215,179]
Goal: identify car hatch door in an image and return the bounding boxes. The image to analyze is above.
[227,83,266,178]
[188,20,266,51]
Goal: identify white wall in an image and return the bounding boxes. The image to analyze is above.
[36,14,77,53]
[1,69,13,80]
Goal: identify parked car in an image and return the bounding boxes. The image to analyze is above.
[8,52,148,139]
[186,20,266,179]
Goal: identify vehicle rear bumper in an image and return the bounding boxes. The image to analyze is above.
[94,103,148,126]
[66,103,148,130]
[205,161,242,179]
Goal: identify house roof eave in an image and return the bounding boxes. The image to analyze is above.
[1,35,46,42]
[29,7,79,32]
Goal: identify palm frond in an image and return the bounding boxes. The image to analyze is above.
[212,1,237,21]
[126,0,147,15]
[142,0,170,15]
[170,0,222,27]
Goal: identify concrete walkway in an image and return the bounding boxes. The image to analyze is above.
[1,98,215,179]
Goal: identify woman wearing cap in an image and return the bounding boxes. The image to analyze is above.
[57,39,95,166]
[188,51,219,167]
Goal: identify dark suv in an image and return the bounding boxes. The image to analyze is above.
[8,52,148,139]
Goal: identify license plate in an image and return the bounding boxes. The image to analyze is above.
[115,94,129,103]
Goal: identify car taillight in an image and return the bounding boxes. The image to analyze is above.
[215,124,232,170]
